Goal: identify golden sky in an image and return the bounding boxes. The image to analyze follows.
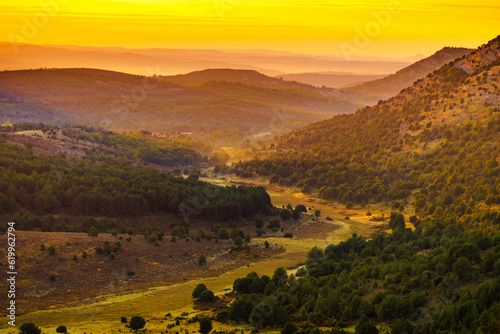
[1,0,498,57]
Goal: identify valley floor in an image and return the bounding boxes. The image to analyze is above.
[0,173,388,334]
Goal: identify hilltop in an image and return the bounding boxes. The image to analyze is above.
[164,68,316,90]
[346,47,473,99]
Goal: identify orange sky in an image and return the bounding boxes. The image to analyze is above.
[1,0,498,57]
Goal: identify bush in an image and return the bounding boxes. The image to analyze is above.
[280,209,291,220]
[216,310,228,322]
[198,289,215,303]
[268,220,281,229]
[198,254,207,266]
[56,325,67,333]
[40,243,45,251]
[48,245,56,255]
[19,323,41,334]
[192,283,208,298]
[121,316,127,323]
[82,251,87,258]
[265,240,270,248]
[127,270,135,277]
[217,228,229,239]
[199,316,213,334]
[87,226,99,237]
[295,204,307,213]
[129,316,146,331]
[233,236,244,246]
[281,322,298,334]
[283,233,293,238]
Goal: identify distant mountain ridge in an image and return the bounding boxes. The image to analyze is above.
[346,47,474,99]
[0,42,413,76]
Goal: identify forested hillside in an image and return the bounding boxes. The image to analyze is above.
[198,36,500,334]
[0,128,273,231]
[229,36,500,219]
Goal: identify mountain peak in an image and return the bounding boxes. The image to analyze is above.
[453,36,500,74]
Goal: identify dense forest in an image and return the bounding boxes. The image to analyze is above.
[227,36,500,220]
[0,132,273,232]
[200,214,500,333]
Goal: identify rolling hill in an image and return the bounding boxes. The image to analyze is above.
[346,47,473,99]
[0,68,376,141]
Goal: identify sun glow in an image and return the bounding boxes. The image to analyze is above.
[0,0,498,56]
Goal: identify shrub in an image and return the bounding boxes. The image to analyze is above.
[127,270,135,277]
[199,290,215,302]
[56,325,67,333]
[264,240,270,248]
[217,228,229,239]
[48,245,56,255]
[121,316,127,323]
[283,233,293,238]
[199,316,213,334]
[198,254,207,266]
[50,274,56,281]
[295,204,307,213]
[87,226,99,237]
[280,209,291,220]
[233,236,244,246]
[129,316,146,331]
[192,283,208,298]
[40,243,45,251]
[281,322,298,334]
[82,251,87,258]
[19,323,41,334]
